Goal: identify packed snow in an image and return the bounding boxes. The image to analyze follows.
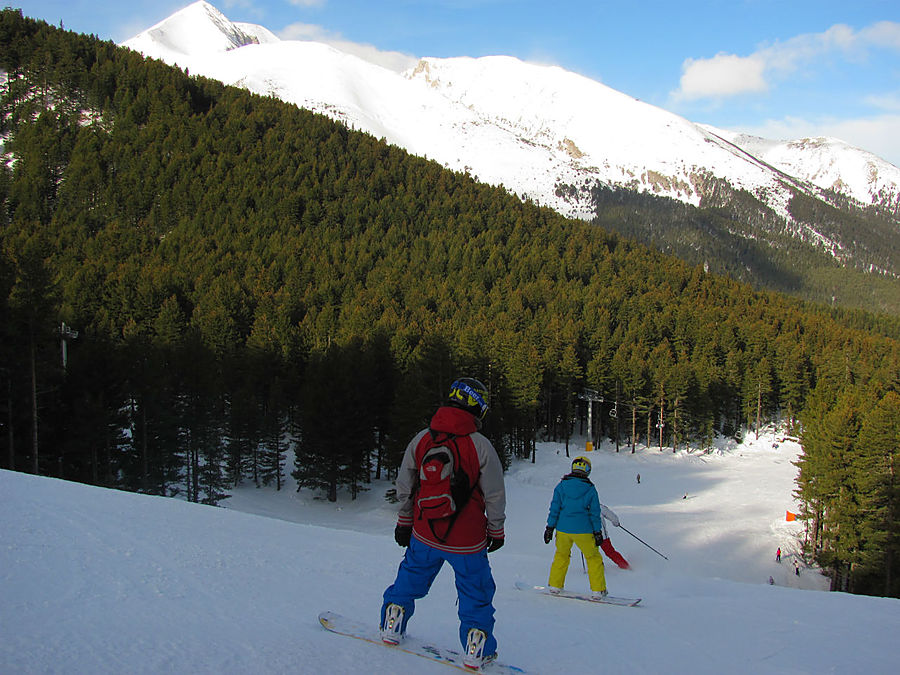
[3,430,898,674]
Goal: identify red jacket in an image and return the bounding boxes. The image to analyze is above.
[395,406,506,554]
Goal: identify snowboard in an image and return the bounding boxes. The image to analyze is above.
[318,611,528,674]
[514,581,641,607]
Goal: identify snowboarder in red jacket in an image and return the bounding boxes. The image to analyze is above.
[380,378,506,670]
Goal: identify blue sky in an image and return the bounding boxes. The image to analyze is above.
[17,0,900,166]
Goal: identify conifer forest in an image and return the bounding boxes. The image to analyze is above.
[1,10,898,597]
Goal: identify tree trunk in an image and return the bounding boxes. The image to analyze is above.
[631,401,637,454]
[275,430,283,491]
[614,384,620,452]
[658,403,664,452]
[375,431,383,480]
[90,434,98,485]
[672,397,679,453]
[141,402,149,492]
[191,443,199,503]
[30,335,39,475]
[6,379,14,470]
[886,452,896,596]
[104,415,113,487]
[756,380,762,440]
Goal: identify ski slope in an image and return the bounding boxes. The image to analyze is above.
[2,431,897,674]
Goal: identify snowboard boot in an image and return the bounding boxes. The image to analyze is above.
[380,603,404,645]
[463,627,489,670]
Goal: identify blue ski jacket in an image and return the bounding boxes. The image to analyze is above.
[546,474,605,534]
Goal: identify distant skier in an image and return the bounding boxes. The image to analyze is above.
[380,378,506,670]
[776,547,781,563]
[794,559,800,576]
[768,576,775,585]
[543,456,620,598]
[636,473,641,484]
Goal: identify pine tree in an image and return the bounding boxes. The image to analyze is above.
[856,391,900,596]
[6,231,58,474]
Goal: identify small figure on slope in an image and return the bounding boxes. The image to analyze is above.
[543,456,622,599]
[776,547,781,563]
[380,377,507,671]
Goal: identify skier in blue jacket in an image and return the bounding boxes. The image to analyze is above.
[543,456,619,598]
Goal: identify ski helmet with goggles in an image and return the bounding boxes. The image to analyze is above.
[571,456,592,476]
[447,378,489,420]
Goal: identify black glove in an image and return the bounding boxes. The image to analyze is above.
[394,525,412,547]
[543,526,554,544]
[487,536,505,552]
[593,531,603,546]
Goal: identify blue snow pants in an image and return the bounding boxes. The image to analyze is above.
[381,537,497,655]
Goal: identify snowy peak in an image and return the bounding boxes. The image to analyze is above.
[405,54,805,210]
[707,127,900,207]
[409,55,652,137]
[123,1,278,61]
[120,2,900,255]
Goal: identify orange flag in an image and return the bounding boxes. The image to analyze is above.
[786,511,797,521]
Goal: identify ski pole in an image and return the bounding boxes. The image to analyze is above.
[618,525,668,560]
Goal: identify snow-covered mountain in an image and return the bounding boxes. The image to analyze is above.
[4,432,898,674]
[707,127,900,210]
[122,2,900,233]
[123,2,279,59]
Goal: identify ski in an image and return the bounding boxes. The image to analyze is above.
[318,611,528,674]
[514,581,641,607]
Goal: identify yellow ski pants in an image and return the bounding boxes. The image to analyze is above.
[548,531,607,592]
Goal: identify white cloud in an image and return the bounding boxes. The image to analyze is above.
[859,21,900,50]
[741,114,900,168]
[866,93,900,113]
[676,53,767,99]
[809,115,900,168]
[278,22,329,41]
[673,21,900,102]
[286,0,327,7]
[278,22,418,72]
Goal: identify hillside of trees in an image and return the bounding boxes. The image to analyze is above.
[585,184,900,317]
[1,9,897,597]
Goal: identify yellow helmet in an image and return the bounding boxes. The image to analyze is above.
[572,456,592,476]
